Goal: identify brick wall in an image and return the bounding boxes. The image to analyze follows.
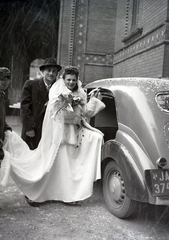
[114,0,126,52]
[142,0,168,33]
[58,0,117,84]
[73,0,117,84]
[114,45,164,77]
[57,0,74,72]
[113,0,169,78]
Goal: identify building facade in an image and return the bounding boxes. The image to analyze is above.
[58,0,117,85]
[1,0,169,108]
[113,0,169,78]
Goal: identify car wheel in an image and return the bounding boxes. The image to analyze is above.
[103,161,137,218]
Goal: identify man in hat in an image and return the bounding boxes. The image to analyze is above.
[0,67,12,167]
[20,58,62,150]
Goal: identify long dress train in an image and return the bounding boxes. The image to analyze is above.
[0,78,105,202]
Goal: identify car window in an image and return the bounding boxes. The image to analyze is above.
[89,89,118,142]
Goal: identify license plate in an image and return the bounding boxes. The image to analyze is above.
[149,169,169,196]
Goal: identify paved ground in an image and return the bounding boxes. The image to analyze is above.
[1,174,169,240]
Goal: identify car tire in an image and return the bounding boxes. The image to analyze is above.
[103,161,137,218]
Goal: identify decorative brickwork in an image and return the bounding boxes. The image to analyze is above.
[72,0,116,83]
[114,24,166,65]
[69,0,76,65]
[125,0,130,36]
[73,0,88,69]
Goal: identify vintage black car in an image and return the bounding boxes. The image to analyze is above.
[86,77,169,218]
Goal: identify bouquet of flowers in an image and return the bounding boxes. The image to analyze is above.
[55,93,83,115]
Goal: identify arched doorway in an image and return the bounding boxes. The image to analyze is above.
[29,59,44,80]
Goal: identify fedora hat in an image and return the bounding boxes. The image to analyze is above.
[39,58,62,71]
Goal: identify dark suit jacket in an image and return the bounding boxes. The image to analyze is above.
[20,78,49,149]
[0,91,12,160]
[0,92,6,142]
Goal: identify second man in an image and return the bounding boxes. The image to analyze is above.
[20,58,62,149]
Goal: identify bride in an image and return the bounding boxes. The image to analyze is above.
[0,66,105,205]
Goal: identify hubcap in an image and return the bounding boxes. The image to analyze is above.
[109,170,125,204]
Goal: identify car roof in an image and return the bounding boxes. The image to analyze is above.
[85,77,169,95]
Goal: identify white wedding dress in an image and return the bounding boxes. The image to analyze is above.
[0,78,105,203]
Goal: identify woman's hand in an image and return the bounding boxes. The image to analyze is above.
[26,129,35,137]
[89,88,102,100]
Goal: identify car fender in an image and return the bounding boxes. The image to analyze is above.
[102,140,149,202]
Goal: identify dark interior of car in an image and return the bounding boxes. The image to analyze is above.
[90,95,118,142]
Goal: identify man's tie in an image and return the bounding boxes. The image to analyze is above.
[46,85,51,92]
